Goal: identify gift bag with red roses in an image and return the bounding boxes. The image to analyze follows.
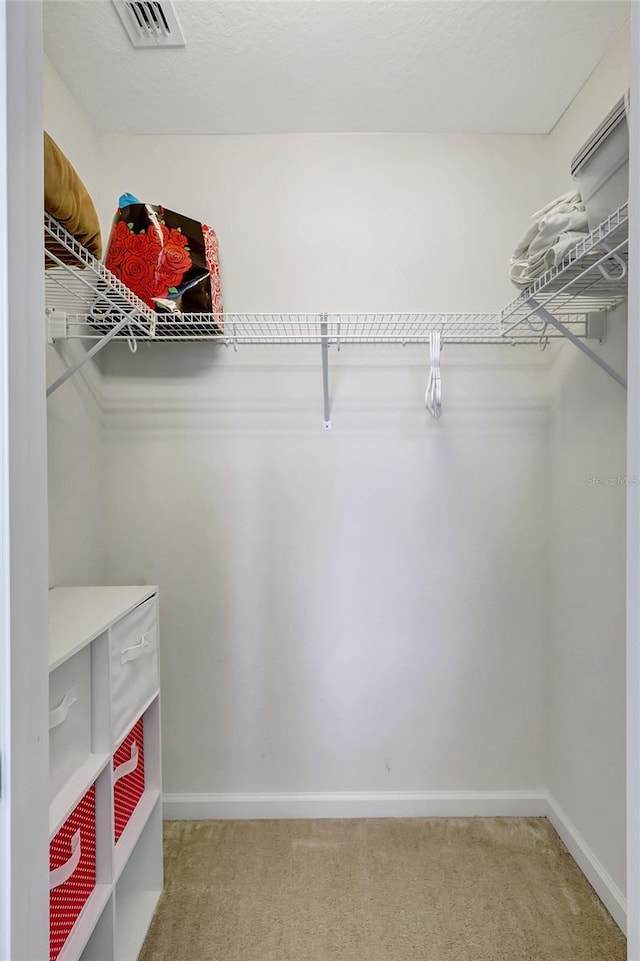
[96,199,223,336]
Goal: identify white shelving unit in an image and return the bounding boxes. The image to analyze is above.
[71,895,116,961]
[44,202,629,417]
[114,801,163,961]
[48,586,163,961]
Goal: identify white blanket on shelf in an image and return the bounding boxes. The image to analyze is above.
[544,230,589,269]
[509,190,589,288]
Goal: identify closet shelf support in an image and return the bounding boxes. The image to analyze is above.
[321,312,331,430]
[47,309,141,397]
[527,298,626,390]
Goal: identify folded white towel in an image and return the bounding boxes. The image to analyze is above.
[531,189,584,220]
[511,221,540,262]
[543,231,589,269]
[509,255,548,287]
[510,229,589,286]
[509,188,587,289]
[509,260,529,285]
[526,211,589,262]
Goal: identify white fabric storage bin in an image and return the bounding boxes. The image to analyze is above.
[571,95,629,231]
[49,646,92,802]
[109,596,159,743]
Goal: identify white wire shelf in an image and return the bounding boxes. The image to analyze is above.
[45,204,618,348]
[500,203,628,337]
[45,201,628,401]
[45,203,628,348]
[57,310,589,346]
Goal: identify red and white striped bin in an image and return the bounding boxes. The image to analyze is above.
[113,715,145,843]
[49,785,97,961]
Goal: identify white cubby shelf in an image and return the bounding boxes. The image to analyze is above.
[48,586,163,961]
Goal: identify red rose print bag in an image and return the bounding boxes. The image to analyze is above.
[103,201,223,316]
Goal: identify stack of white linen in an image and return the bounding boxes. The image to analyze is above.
[509,190,589,287]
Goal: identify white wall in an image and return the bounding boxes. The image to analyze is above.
[97,132,555,312]
[547,308,627,896]
[544,22,629,902]
[96,128,556,804]
[102,347,550,800]
[46,348,104,586]
[44,55,106,586]
[43,55,104,210]
[550,24,630,188]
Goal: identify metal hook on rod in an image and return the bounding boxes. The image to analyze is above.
[538,321,549,351]
[127,325,138,353]
[523,315,548,337]
[425,329,443,419]
[224,321,239,352]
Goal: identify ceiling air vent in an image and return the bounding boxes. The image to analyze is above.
[112,0,185,48]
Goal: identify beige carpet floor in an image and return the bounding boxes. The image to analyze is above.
[139,818,626,961]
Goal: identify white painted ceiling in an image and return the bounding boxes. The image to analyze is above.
[44,0,629,135]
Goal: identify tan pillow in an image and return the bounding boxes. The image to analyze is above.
[44,132,102,262]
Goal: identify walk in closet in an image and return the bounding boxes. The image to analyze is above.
[1,2,640,960]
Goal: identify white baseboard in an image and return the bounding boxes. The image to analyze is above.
[545,793,627,933]
[162,789,548,821]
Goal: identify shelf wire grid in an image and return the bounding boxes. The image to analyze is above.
[59,310,587,346]
[500,203,628,335]
[45,204,629,349]
[45,211,157,337]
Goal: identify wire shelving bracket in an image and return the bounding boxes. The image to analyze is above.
[44,211,157,396]
[320,313,331,430]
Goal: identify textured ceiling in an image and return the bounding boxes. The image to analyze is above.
[43,0,629,135]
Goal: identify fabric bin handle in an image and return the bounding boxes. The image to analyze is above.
[49,690,78,731]
[114,740,139,784]
[120,632,152,665]
[49,829,82,890]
